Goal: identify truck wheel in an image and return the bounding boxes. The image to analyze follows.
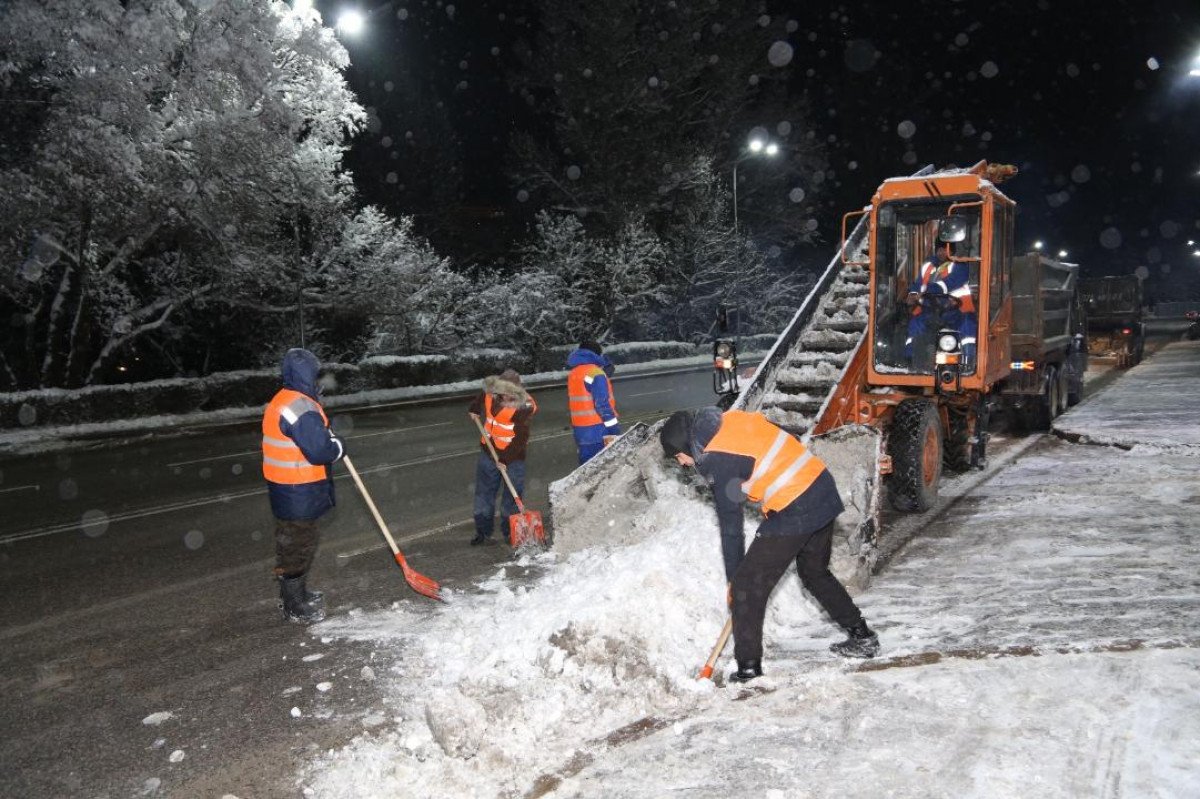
[1027,367,1058,431]
[887,400,943,512]
[1056,367,1069,415]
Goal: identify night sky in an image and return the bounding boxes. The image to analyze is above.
[317,0,1200,298]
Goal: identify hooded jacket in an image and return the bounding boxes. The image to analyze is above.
[264,349,344,521]
[565,347,620,444]
[469,375,536,464]
[690,406,844,580]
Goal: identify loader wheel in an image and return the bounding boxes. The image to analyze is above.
[1055,367,1069,416]
[1027,367,1058,431]
[944,407,974,473]
[887,400,943,512]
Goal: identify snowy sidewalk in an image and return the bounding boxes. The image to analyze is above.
[299,342,1200,799]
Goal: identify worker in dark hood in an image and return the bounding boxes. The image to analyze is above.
[566,339,620,464]
[262,348,345,623]
[661,407,879,681]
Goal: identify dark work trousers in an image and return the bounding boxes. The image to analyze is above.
[274,518,320,578]
[473,453,526,539]
[731,521,864,663]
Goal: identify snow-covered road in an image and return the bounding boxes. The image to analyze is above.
[301,342,1200,799]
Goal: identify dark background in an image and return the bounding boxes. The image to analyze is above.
[321,0,1200,299]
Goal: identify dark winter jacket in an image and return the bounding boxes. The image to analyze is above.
[265,349,344,521]
[566,347,620,444]
[690,407,844,580]
[469,375,536,465]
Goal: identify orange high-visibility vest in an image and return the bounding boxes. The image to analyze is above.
[262,388,329,485]
[567,364,617,428]
[482,393,538,450]
[702,410,829,514]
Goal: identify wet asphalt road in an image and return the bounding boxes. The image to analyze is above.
[0,366,721,799]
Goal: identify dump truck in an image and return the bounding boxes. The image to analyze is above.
[550,161,1085,587]
[1079,275,1144,367]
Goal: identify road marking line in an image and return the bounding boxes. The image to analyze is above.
[337,518,473,559]
[166,421,454,468]
[0,484,40,495]
[3,410,677,545]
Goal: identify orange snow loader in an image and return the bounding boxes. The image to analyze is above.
[820,161,1086,511]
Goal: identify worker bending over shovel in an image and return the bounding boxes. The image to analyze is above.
[468,369,537,545]
[661,407,880,682]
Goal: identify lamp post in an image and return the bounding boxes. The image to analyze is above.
[732,137,779,233]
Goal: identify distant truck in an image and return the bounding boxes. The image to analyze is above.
[1079,275,1144,367]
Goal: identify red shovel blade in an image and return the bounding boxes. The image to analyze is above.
[508,509,546,548]
[394,552,444,602]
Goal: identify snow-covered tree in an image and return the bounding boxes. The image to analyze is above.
[0,0,363,389]
[320,207,479,356]
[655,158,807,342]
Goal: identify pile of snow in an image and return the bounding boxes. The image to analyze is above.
[304,466,830,797]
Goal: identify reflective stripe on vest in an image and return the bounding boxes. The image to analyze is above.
[567,364,617,428]
[482,393,538,450]
[262,388,329,485]
[702,410,829,513]
[950,281,976,313]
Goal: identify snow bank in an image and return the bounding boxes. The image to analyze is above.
[303,460,829,797]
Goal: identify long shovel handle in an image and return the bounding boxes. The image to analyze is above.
[343,455,443,601]
[471,415,526,513]
[698,617,734,680]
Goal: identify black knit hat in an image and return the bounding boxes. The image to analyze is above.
[660,410,694,458]
[580,339,603,356]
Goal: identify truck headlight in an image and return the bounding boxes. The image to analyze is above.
[937,333,960,352]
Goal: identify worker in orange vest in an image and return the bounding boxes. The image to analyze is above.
[467,369,537,545]
[262,349,345,623]
[566,340,620,464]
[905,240,978,362]
[660,407,879,681]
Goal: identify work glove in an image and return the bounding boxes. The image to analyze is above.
[330,434,346,462]
[602,435,618,447]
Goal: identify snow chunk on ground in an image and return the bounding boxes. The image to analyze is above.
[141,711,173,726]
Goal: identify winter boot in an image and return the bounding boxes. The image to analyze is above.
[469,533,496,546]
[279,575,325,624]
[728,659,763,683]
[830,622,880,659]
[304,585,324,605]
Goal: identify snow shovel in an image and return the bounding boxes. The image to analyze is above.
[698,617,733,680]
[342,455,444,602]
[471,416,546,548]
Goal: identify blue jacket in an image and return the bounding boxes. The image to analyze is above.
[566,347,620,444]
[266,349,345,521]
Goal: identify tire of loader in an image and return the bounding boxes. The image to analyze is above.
[943,407,973,473]
[1055,367,1069,416]
[886,399,943,512]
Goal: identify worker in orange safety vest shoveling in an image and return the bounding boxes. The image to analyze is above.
[468,369,538,546]
[660,407,880,683]
[262,348,346,624]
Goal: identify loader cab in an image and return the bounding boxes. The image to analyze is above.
[870,197,983,378]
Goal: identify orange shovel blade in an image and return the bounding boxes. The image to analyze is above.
[508,509,546,548]
[394,552,444,602]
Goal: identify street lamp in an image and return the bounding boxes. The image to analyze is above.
[336,8,365,35]
[1058,249,1069,258]
[733,136,780,232]
[1033,240,1044,250]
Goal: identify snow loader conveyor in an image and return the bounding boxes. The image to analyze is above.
[546,171,921,591]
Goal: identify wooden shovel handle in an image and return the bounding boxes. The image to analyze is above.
[343,455,401,556]
[698,617,734,680]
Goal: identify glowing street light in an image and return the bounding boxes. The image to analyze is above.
[1058,249,1069,258]
[336,9,365,35]
[733,135,781,232]
[1033,240,1044,250]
